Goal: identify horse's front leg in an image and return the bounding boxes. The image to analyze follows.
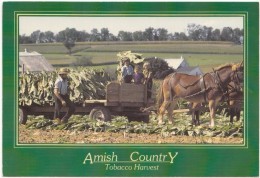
[191,103,200,126]
[167,101,177,124]
[208,100,216,127]
[195,110,200,125]
[158,100,170,125]
[230,108,235,123]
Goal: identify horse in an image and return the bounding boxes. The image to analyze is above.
[189,82,244,126]
[157,62,243,127]
[227,69,243,123]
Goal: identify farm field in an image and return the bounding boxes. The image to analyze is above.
[20,41,243,73]
[19,113,243,144]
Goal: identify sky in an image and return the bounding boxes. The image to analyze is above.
[19,16,243,36]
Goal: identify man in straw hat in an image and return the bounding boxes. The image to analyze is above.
[53,68,75,124]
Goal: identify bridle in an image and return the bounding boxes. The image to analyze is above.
[229,68,243,92]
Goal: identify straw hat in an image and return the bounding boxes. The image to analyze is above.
[58,68,70,75]
[143,62,151,69]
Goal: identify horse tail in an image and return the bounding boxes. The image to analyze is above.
[157,81,164,112]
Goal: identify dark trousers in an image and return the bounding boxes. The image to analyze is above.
[123,75,133,83]
[54,94,75,121]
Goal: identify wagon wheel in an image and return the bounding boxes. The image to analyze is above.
[89,106,111,122]
[19,107,28,125]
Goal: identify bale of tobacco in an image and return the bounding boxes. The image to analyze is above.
[19,68,112,106]
[116,51,174,80]
[144,57,174,79]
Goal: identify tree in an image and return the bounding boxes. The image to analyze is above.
[173,32,188,41]
[90,28,101,41]
[30,30,41,43]
[39,32,46,43]
[211,29,221,41]
[179,32,188,41]
[187,23,202,40]
[232,28,243,43]
[133,31,144,41]
[63,38,75,55]
[108,33,118,41]
[220,27,233,41]
[118,31,133,41]
[143,27,154,41]
[44,31,55,42]
[76,30,90,42]
[100,28,110,41]
[55,28,78,42]
[156,28,168,41]
[201,26,213,41]
[19,34,33,44]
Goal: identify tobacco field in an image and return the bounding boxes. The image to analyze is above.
[19,112,244,144]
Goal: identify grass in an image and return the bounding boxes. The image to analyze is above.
[19,41,243,73]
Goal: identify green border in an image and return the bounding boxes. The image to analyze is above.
[3,2,259,177]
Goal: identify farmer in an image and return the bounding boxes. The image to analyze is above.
[121,58,134,83]
[133,64,145,84]
[143,62,153,99]
[53,68,75,124]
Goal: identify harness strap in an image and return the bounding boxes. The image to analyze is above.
[199,75,207,102]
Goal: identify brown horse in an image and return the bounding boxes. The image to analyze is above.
[189,81,244,126]
[228,79,243,123]
[157,63,243,127]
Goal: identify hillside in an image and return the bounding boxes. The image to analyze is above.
[20,41,243,72]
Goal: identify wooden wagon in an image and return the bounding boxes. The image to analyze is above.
[19,82,154,124]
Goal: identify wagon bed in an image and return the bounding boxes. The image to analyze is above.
[19,82,154,124]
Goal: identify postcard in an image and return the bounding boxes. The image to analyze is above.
[2,2,259,177]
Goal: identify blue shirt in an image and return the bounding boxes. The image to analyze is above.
[121,65,134,78]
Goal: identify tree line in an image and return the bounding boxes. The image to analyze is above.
[19,23,244,44]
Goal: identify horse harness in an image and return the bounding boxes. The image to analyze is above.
[174,69,234,102]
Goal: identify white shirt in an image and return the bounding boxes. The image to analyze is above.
[54,76,68,95]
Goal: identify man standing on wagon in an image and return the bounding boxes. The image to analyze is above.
[53,68,75,124]
[143,62,153,99]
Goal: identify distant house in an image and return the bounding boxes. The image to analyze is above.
[164,56,203,76]
[19,49,54,73]
[164,56,189,69]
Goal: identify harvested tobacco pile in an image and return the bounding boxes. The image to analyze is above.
[116,51,173,80]
[19,68,112,106]
[144,56,174,79]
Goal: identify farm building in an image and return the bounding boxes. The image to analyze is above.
[164,56,203,76]
[19,49,54,72]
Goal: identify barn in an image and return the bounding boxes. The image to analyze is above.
[19,49,54,72]
[164,56,203,76]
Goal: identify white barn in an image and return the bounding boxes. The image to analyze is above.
[19,49,54,72]
[164,56,203,76]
